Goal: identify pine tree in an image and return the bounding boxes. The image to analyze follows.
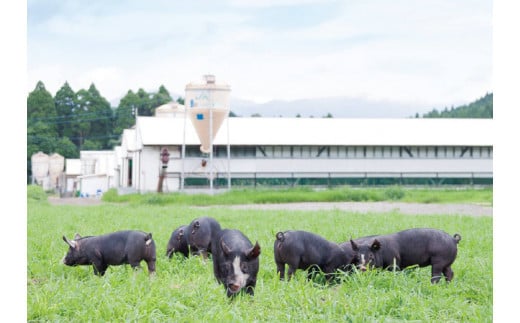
[54,82,76,139]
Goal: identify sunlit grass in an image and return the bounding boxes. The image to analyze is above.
[27,187,492,321]
[100,185,493,206]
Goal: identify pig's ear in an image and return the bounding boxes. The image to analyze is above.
[221,239,232,255]
[371,239,381,251]
[74,233,82,240]
[145,233,153,245]
[191,221,200,234]
[350,239,358,251]
[247,242,261,259]
[63,236,77,249]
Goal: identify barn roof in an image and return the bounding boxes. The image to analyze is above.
[134,116,493,147]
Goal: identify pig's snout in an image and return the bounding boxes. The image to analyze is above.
[227,283,242,294]
[356,254,370,272]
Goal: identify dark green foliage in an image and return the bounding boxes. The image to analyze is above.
[84,84,114,149]
[114,90,139,135]
[81,139,102,151]
[422,93,492,118]
[27,83,59,179]
[383,185,406,200]
[54,82,76,139]
[27,184,48,202]
[53,137,79,158]
[27,81,58,133]
[150,85,173,112]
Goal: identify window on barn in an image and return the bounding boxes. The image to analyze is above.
[338,146,345,158]
[282,146,292,158]
[364,146,374,158]
[316,146,329,158]
[230,146,255,158]
[301,146,312,158]
[441,146,448,158]
[346,146,354,158]
[453,146,461,158]
[273,146,283,158]
[185,146,201,157]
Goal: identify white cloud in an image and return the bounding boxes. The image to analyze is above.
[27,0,492,107]
[227,0,337,8]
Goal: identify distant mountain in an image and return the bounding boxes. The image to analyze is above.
[229,96,466,119]
[421,93,492,118]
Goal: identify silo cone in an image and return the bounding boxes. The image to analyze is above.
[188,108,228,153]
[185,75,231,153]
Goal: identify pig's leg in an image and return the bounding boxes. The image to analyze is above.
[430,263,444,283]
[287,265,297,281]
[245,282,256,296]
[93,261,107,276]
[200,249,209,261]
[442,266,454,282]
[129,260,143,271]
[276,262,286,280]
[146,259,156,275]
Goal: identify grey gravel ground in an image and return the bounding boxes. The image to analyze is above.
[224,202,492,216]
[49,197,491,216]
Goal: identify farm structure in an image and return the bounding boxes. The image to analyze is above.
[103,113,492,194]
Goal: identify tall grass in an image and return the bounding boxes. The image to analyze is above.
[27,187,492,322]
[101,186,493,206]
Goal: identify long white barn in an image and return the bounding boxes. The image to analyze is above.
[110,113,492,193]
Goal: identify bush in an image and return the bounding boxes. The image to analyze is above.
[27,185,48,202]
[383,186,405,200]
[101,188,119,202]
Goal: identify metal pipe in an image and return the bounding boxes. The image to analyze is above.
[227,115,231,190]
[181,105,187,191]
[209,107,214,194]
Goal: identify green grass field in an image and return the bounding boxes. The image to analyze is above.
[100,186,493,206]
[27,187,492,322]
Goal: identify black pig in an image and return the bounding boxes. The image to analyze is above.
[211,229,261,297]
[349,228,461,283]
[62,230,156,276]
[166,225,191,258]
[187,216,222,259]
[274,230,354,281]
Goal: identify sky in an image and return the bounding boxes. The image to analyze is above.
[27,0,492,108]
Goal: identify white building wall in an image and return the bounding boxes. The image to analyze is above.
[108,116,494,192]
[78,175,111,196]
[139,146,159,192]
[135,145,182,192]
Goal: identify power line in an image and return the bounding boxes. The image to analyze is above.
[29,115,116,125]
[27,134,122,141]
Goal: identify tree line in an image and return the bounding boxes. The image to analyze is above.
[27,81,183,182]
[417,93,493,118]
